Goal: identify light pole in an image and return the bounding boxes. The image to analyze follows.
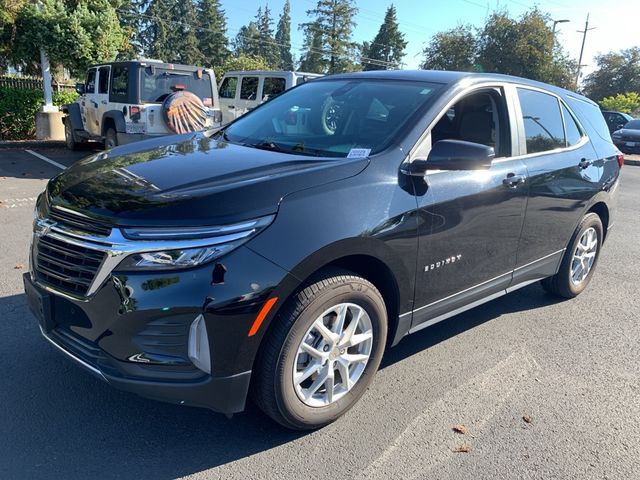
[552,18,570,37]
[576,14,596,88]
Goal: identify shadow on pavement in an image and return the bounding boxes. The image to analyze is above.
[1,282,560,479]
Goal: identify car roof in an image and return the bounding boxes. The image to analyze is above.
[317,70,597,106]
[87,61,210,72]
[223,70,323,77]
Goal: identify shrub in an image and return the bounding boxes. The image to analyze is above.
[0,87,77,140]
[599,92,640,116]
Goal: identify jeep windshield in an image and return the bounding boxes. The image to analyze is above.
[140,67,213,104]
[221,79,442,158]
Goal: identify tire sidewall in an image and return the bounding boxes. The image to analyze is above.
[105,128,117,149]
[275,280,387,428]
[564,213,603,296]
[64,119,75,150]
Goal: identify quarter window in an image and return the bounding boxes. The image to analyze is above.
[98,66,110,94]
[240,77,259,100]
[262,77,286,100]
[85,69,96,94]
[561,104,583,147]
[219,76,237,99]
[110,66,128,98]
[517,88,565,154]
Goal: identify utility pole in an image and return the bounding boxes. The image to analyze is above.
[575,14,596,89]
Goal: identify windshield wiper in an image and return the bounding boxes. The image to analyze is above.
[246,141,293,154]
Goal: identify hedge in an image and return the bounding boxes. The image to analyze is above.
[0,88,78,140]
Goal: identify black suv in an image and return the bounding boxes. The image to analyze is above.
[24,71,622,430]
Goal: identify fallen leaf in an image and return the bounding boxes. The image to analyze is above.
[452,424,468,435]
[522,415,532,424]
[452,444,472,453]
[14,264,24,269]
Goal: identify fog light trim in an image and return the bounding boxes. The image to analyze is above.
[188,314,211,374]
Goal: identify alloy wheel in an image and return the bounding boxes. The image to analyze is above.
[293,303,373,407]
[570,227,598,285]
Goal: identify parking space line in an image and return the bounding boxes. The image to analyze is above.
[24,149,66,170]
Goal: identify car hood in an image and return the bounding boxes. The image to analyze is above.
[46,132,369,227]
[614,128,640,139]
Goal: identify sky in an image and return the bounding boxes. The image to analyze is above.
[220,0,640,83]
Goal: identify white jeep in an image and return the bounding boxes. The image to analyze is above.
[62,60,221,150]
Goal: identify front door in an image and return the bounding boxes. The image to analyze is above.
[236,75,261,118]
[411,86,528,327]
[82,68,98,135]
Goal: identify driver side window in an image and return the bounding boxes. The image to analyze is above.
[431,88,511,158]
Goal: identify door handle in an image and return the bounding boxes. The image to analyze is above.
[228,105,235,109]
[503,173,525,188]
[578,158,592,169]
[101,100,107,105]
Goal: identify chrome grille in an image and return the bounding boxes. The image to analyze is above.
[34,235,106,296]
[48,207,111,236]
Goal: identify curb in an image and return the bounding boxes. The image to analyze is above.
[624,158,640,166]
[0,140,65,150]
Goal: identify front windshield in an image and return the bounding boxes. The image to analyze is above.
[222,79,442,158]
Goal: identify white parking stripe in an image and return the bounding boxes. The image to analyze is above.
[24,149,66,170]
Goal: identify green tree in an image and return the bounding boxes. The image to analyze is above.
[214,53,271,80]
[275,0,293,70]
[12,0,125,78]
[234,21,261,57]
[599,92,640,115]
[197,0,229,67]
[583,48,640,100]
[362,4,406,71]
[145,0,203,64]
[256,5,280,67]
[300,0,358,74]
[421,25,476,71]
[298,24,325,73]
[116,0,144,58]
[0,0,28,73]
[475,8,575,88]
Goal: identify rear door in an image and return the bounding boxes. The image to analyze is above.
[261,76,287,102]
[236,75,261,117]
[512,86,602,283]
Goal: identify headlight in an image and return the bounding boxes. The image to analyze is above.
[115,215,273,271]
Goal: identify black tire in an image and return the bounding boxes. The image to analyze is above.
[252,270,387,430]
[105,127,118,149]
[64,118,80,151]
[541,212,603,298]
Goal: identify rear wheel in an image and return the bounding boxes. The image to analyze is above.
[64,118,80,151]
[541,212,603,298]
[252,270,387,430]
[104,127,118,149]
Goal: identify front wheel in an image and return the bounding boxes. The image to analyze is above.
[64,118,80,150]
[252,271,387,430]
[541,212,603,298]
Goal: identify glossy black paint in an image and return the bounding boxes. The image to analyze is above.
[25,70,620,414]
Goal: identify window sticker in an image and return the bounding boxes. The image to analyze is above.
[347,148,371,159]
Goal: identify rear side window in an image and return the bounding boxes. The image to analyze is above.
[110,66,128,99]
[240,77,259,100]
[561,104,584,147]
[263,77,286,100]
[219,77,237,99]
[85,69,96,94]
[517,88,565,154]
[98,66,110,94]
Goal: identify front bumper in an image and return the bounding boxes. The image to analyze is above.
[24,243,295,414]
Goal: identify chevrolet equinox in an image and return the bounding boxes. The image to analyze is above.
[24,71,622,429]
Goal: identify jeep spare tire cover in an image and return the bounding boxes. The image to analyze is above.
[162,91,207,134]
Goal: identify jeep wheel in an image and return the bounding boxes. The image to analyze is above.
[64,118,80,151]
[541,212,603,298]
[252,270,387,430]
[105,128,118,149]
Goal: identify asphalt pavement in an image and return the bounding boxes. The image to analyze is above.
[1,146,639,479]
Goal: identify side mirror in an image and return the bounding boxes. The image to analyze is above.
[403,140,495,176]
[75,82,85,95]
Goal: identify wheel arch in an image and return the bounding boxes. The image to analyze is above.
[586,201,610,241]
[101,110,126,136]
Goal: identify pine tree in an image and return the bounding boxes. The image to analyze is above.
[275,0,293,70]
[144,0,203,64]
[197,0,229,67]
[234,21,260,57]
[299,24,325,73]
[300,0,358,74]
[362,4,406,71]
[256,5,280,68]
